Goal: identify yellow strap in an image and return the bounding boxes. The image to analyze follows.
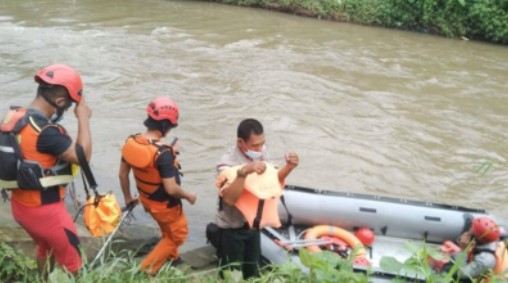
[71,164,80,177]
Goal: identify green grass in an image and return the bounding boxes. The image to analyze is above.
[205,0,508,44]
[2,240,507,282]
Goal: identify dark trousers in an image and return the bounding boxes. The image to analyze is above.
[218,227,261,279]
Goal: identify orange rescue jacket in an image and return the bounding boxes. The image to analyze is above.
[7,111,72,206]
[121,134,181,208]
[216,163,284,229]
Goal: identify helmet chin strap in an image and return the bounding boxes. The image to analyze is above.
[160,120,176,137]
[51,107,65,123]
[40,92,71,123]
[160,127,171,138]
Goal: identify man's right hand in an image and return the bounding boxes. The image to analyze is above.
[458,231,473,249]
[74,96,92,120]
[124,195,138,208]
[243,160,266,175]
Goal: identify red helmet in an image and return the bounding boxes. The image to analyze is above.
[146,97,179,125]
[34,64,83,103]
[472,217,500,244]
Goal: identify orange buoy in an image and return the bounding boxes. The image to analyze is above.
[304,225,367,258]
[355,227,375,246]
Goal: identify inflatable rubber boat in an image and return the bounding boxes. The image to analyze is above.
[260,185,507,282]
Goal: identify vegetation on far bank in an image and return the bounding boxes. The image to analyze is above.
[206,0,508,44]
[3,240,508,283]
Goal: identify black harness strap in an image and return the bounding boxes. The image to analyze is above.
[218,196,224,211]
[217,177,229,211]
[134,175,162,186]
[72,144,103,222]
[1,189,9,202]
[75,144,99,199]
[253,199,265,230]
[473,247,496,256]
[280,194,293,227]
[9,133,23,161]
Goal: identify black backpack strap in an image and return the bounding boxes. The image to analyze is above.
[217,175,229,212]
[153,139,183,176]
[252,199,265,230]
[75,144,98,198]
[473,246,496,256]
[1,189,9,202]
[8,132,23,160]
[218,196,224,211]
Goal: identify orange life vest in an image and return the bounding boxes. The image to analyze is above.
[4,109,73,207]
[492,241,508,279]
[216,163,284,229]
[121,134,181,208]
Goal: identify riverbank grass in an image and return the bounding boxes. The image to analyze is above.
[2,240,506,282]
[206,0,508,44]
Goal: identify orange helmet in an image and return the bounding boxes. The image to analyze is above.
[34,64,83,103]
[472,217,500,244]
[146,97,179,126]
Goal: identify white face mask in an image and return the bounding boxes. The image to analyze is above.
[245,149,263,160]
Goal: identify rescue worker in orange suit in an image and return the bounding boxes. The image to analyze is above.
[215,118,299,279]
[443,216,508,282]
[3,64,92,276]
[119,97,197,275]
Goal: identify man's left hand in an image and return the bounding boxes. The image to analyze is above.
[285,152,299,169]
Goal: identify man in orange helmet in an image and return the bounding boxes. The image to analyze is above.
[0,64,92,276]
[119,97,197,276]
[443,216,508,282]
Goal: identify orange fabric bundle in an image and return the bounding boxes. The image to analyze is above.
[84,194,122,237]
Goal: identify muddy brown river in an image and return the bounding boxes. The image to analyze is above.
[1,0,507,250]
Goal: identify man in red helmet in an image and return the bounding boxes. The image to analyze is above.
[0,64,92,276]
[119,97,197,276]
[443,216,508,282]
